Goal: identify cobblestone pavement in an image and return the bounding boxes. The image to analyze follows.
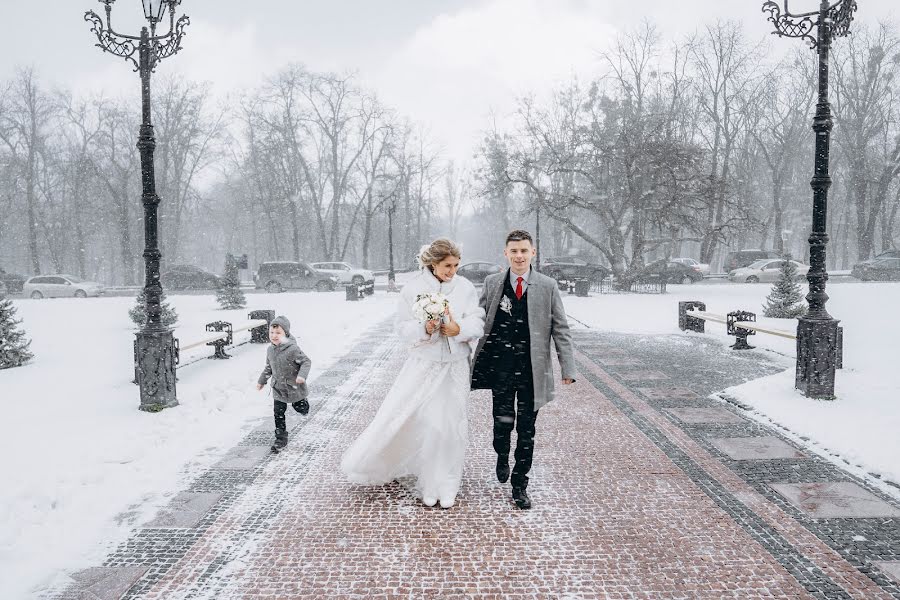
[50,323,900,599]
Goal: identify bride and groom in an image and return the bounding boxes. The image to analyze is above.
[340,230,577,509]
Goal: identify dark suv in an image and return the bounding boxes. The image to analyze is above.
[254,261,338,293]
[638,260,703,284]
[540,256,610,283]
[724,249,781,273]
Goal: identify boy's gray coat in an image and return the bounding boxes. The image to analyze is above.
[471,268,577,410]
[258,336,312,403]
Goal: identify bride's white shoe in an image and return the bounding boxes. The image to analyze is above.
[422,496,438,507]
[439,497,455,509]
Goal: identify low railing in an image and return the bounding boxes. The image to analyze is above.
[677,300,843,367]
[133,310,274,382]
[558,277,667,295]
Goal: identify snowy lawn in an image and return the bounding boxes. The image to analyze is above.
[0,290,396,598]
[563,281,900,494]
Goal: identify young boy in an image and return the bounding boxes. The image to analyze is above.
[257,316,312,452]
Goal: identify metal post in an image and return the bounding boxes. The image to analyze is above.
[535,202,541,271]
[762,0,856,399]
[387,199,397,292]
[86,1,190,411]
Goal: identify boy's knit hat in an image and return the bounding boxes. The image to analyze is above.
[271,315,291,337]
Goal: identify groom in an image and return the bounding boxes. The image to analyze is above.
[471,229,577,509]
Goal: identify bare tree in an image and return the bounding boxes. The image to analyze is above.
[832,22,900,259]
[0,68,58,274]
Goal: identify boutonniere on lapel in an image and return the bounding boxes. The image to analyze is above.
[499,295,512,315]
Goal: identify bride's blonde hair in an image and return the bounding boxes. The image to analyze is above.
[416,238,461,271]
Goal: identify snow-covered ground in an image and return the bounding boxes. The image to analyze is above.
[563,281,900,495]
[0,290,396,599]
[1,278,897,598]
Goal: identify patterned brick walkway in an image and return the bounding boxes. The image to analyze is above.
[51,322,900,599]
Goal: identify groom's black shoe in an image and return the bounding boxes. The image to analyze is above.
[496,454,510,483]
[512,487,531,510]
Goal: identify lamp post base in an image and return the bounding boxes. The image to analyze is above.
[795,316,840,400]
[135,328,178,412]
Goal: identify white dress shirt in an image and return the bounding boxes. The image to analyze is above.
[509,267,531,296]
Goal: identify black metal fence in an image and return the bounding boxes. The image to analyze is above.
[558,277,667,295]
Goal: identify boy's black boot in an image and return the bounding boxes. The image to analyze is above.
[272,428,288,452]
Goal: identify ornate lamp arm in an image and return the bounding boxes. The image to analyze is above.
[762,0,858,48]
[152,15,190,64]
[85,1,190,73]
[85,9,140,70]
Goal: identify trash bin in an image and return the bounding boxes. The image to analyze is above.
[345,284,360,301]
[574,279,590,297]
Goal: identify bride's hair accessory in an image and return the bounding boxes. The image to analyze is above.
[416,238,461,270]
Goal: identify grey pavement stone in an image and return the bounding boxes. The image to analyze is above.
[771,482,900,519]
[710,436,806,460]
[636,386,701,401]
[67,566,148,599]
[875,561,900,585]
[594,357,644,366]
[212,445,270,470]
[616,370,670,381]
[143,492,223,528]
[665,406,746,424]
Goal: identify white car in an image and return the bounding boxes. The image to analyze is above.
[310,262,374,285]
[728,259,809,283]
[23,274,106,299]
[671,257,710,276]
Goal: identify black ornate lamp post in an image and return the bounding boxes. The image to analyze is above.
[86,0,189,411]
[763,0,856,399]
[386,196,398,292]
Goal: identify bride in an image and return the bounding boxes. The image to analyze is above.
[340,238,485,508]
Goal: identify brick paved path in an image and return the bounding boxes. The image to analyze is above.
[52,322,900,599]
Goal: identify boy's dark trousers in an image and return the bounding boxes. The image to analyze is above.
[492,378,537,490]
[273,399,307,431]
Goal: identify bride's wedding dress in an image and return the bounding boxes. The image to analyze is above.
[340,268,485,507]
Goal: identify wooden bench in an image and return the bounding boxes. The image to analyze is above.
[678,300,842,367]
[345,281,375,301]
[133,311,275,383]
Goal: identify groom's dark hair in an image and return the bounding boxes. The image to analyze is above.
[505,229,533,245]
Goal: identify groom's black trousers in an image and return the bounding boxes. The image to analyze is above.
[491,379,537,489]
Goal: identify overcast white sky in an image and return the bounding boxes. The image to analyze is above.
[2,0,897,163]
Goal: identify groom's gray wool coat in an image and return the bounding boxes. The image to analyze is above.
[471,268,577,410]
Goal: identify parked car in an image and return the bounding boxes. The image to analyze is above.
[540,256,610,283]
[671,257,710,276]
[0,266,27,293]
[872,249,900,260]
[637,260,703,284]
[161,264,222,290]
[728,259,809,283]
[254,261,338,293]
[723,249,782,272]
[457,261,503,285]
[23,274,106,299]
[310,262,374,285]
[851,257,900,281]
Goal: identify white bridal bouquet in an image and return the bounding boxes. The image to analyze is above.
[412,292,449,323]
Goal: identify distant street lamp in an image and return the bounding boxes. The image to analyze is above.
[762,0,856,399]
[386,196,398,292]
[86,0,190,411]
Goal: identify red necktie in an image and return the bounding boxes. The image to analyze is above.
[515,276,524,300]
